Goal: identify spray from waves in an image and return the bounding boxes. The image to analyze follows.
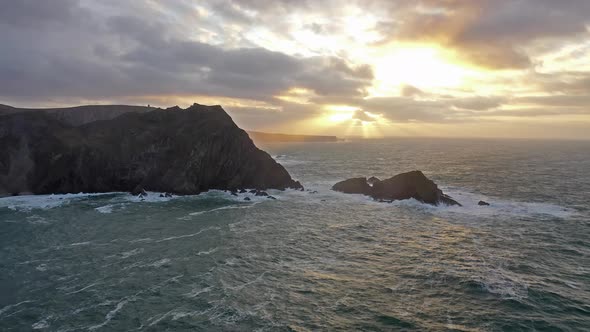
[436,187,578,219]
[280,182,577,220]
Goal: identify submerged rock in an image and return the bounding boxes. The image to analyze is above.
[244,197,251,201]
[478,200,490,206]
[0,104,303,196]
[333,171,461,206]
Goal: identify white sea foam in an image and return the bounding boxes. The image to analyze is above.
[27,215,50,225]
[35,264,48,271]
[185,286,213,298]
[88,299,128,330]
[146,258,171,268]
[121,191,184,203]
[95,204,122,214]
[475,270,529,300]
[188,202,261,216]
[313,184,578,219]
[66,282,101,295]
[436,187,578,219]
[32,317,51,329]
[69,241,92,247]
[197,247,218,256]
[155,227,220,243]
[128,237,153,243]
[0,192,117,212]
[120,248,144,259]
[0,300,35,317]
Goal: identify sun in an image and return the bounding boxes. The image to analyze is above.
[370,44,471,94]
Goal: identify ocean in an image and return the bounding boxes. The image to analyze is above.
[1,138,589,331]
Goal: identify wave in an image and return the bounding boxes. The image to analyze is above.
[197,247,218,256]
[288,184,578,219]
[95,203,128,214]
[87,299,128,331]
[155,226,220,243]
[0,300,35,317]
[188,202,261,216]
[0,192,117,212]
[32,317,51,330]
[436,187,578,219]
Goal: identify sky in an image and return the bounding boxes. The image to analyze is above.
[1,0,590,139]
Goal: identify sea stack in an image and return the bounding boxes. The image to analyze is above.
[332,171,461,206]
[0,103,303,196]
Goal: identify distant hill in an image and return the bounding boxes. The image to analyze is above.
[247,131,339,143]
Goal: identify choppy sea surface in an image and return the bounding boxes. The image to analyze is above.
[1,138,589,331]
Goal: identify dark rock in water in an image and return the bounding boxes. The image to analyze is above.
[478,200,490,206]
[331,177,372,195]
[255,191,269,197]
[267,195,276,200]
[239,189,247,194]
[0,104,303,196]
[293,181,304,191]
[244,197,251,201]
[367,176,381,185]
[132,187,148,196]
[159,193,165,198]
[249,189,257,194]
[230,191,238,196]
[333,171,461,206]
[309,190,318,194]
[165,192,172,198]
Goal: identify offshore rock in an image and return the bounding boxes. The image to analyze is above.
[333,171,461,206]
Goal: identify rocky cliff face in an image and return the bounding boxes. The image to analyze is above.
[332,171,460,206]
[0,104,302,196]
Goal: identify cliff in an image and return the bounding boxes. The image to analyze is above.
[0,103,302,196]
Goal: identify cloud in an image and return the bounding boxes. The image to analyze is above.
[352,110,376,122]
[374,0,590,69]
[0,3,373,104]
[0,0,588,139]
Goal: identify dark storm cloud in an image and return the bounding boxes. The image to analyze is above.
[0,0,372,104]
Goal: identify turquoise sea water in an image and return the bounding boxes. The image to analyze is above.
[1,138,589,331]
